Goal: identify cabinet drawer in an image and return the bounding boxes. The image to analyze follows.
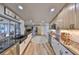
[51,38,73,55]
[51,38,61,54]
[59,46,73,55]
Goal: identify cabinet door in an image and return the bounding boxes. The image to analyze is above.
[65,4,75,29]
[0,5,4,14]
[20,33,32,54]
[51,38,73,55]
[76,4,79,29]
[20,41,26,54]
[51,38,61,55]
[55,4,76,29]
[59,46,73,55]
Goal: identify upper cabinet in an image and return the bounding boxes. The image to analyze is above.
[51,4,79,29]
[0,5,4,14]
[4,7,16,18]
[0,4,22,21]
[76,4,79,29]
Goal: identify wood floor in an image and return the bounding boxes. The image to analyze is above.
[22,36,55,55]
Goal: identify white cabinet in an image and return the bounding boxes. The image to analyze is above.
[51,38,61,54]
[52,4,76,29]
[20,40,26,54]
[51,37,73,55]
[0,5,4,14]
[20,33,32,54]
[4,7,15,18]
[76,4,79,29]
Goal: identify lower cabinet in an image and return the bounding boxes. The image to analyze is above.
[20,38,31,55]
[51,37,73,55]
[20,33,32,55]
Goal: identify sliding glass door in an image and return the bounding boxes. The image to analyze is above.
[0,17,21,48]
[0,18,9,39]
[0,17,20,39]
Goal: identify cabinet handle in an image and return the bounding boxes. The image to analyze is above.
[59,50,63,55]
[57,43,59,45]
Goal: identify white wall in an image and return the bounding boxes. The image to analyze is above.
[36,23,49,38]
[20,20,25,35]
[44,23,49,38]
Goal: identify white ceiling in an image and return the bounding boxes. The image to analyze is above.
[3,3,65,25]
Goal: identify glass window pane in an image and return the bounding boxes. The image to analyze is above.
[15,23,20,37]
[9,21,15,38]
[0,17,9,38]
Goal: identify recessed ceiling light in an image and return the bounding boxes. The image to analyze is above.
[18,5,23,10]
[50,8,55,12]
